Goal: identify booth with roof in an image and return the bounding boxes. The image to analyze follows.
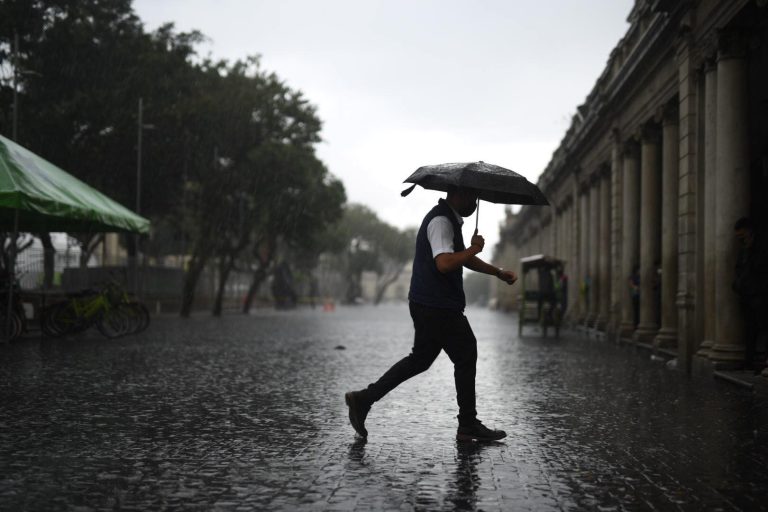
[518,254,566,338]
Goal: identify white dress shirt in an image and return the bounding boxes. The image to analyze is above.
[426,205,464,258]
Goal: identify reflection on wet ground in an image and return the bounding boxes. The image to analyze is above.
[1,304,766,510]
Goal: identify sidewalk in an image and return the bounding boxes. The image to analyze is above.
[572,324,768,397]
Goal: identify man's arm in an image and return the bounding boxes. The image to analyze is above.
[433,228,517,285]
[434,244,482,274]
[465,255,518,285]
[434,227,484,274]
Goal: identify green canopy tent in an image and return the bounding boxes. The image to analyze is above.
[0,134,149,233]
[0,133,150,340]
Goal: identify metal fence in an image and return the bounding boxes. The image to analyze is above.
[14,246,82,290]
[12,241,258,314]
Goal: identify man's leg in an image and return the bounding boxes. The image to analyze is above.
[364,302,442,403]
[436,311,478,425]
[440,312,506,441]
[346,302,441,437]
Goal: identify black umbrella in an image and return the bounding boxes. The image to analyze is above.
[401,161,549,229]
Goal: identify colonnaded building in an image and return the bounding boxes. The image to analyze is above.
[494,0,768,370]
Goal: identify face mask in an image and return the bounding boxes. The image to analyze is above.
[461,200,477,217]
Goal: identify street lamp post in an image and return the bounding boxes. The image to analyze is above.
[134,98,155,296]
[136,98,157,215]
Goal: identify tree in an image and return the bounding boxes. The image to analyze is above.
[372,227,415,305]
[176,59,344,317]
[239,143,346,313]
[330,204,415,304]
[0,2,346,317]
[0,1,205,283]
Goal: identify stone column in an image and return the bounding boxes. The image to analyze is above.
[552,209,558,257]
[709,34,750,367]
[634,124,661,344]
[619,142,640,338]
[675,32,702,372]
[609,136,623,336]
[597,169,611,331]
[579,185,590,323]
[569,179,580,323]
[568,195,578,322]
[698,61,718,357]
[559,209,564,258]
[654,108,679,349]
[588,179,600,327]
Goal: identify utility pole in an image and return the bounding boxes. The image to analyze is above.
[12,31,19,140]
[5,32,20,341]
[134,98,144,297]
[137,97,143,215]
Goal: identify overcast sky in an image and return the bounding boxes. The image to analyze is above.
[133,0,634,251]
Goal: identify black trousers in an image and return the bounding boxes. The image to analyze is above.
[364,302,478,425]
[742,296,768,364]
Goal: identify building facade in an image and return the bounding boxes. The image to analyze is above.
[495,0,768,370]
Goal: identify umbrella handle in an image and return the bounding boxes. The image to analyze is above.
[475,198,479,232]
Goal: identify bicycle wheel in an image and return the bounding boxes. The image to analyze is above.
[51,301,85,337]
[11,311,23,339]
[97,305,131,338]
[0,310,19,341]
[41,303,66,337]
[127,302,150,334]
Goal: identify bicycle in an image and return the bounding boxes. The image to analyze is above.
[41,281,149,339]
[0,284,26,341]
[0,269,27,341]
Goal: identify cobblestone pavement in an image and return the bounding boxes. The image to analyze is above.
[1,304,767,511]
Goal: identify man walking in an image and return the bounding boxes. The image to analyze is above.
[345,187,518,441]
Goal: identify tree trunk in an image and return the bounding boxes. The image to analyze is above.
[345,272,362,304]
[212,255,234,317]
[78,234,104,268]
[243,237,275,314]
[38,233,55,289]
[373,265,405,305]
[180,253,208,318]
[242,264,270,314]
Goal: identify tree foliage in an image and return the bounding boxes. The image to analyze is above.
[0,0,346,313]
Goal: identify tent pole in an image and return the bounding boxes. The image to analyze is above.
[5,208,19,342]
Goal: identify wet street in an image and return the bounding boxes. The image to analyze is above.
[1,304,767,511]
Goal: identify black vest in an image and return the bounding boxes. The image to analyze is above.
[408,199,466,310]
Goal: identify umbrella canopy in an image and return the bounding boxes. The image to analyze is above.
[401,161,549,206]
[0,134,149,233]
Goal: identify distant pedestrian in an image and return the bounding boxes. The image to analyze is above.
[345,187,518,442]
[580,275,591,314]
[555,264,568,314]
[537,265,556,324]
[732,217,768,373]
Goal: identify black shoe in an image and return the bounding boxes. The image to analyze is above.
[345,391,371,437]
[456,420,506,442]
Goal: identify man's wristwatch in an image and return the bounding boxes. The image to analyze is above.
[495,268,504,278]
